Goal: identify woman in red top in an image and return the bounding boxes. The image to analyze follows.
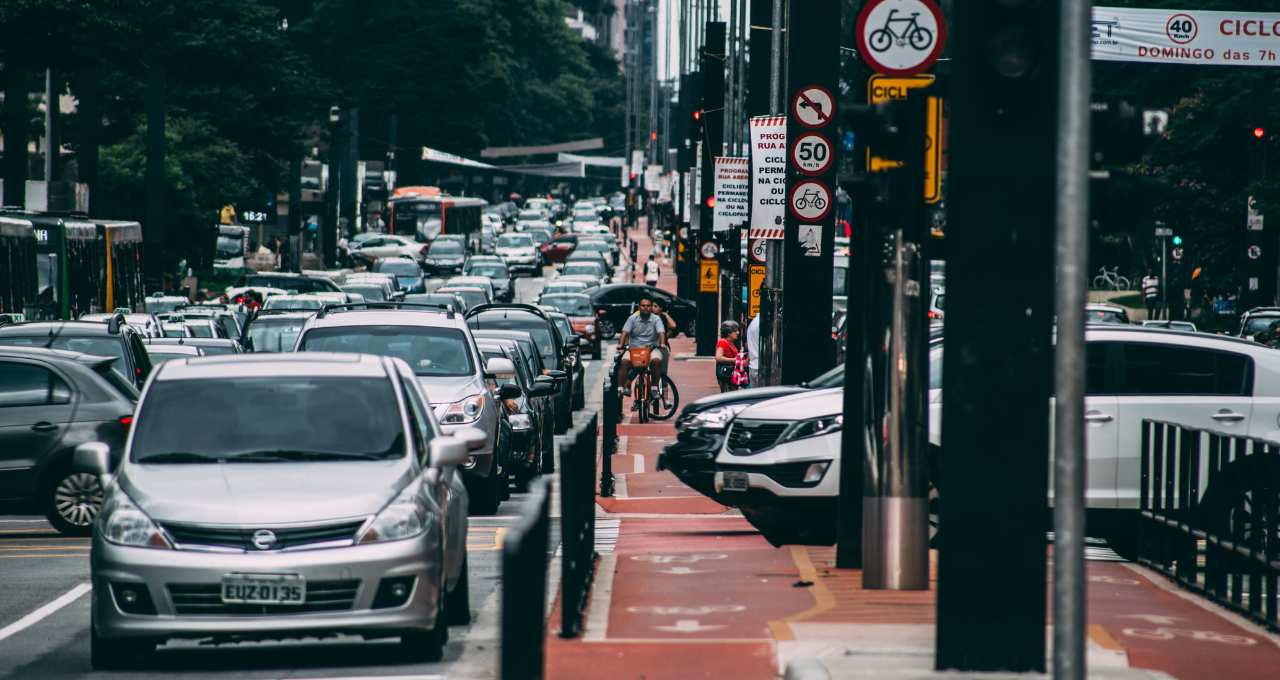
[715,321,741,393]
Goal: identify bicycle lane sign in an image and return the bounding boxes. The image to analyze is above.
[789,180,832,222]
[855,0,947,76]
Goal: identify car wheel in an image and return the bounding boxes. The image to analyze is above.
[541,429,556,473]
[573,377,586,411]
[400,595,447,661]
[44,466,104,536]
[597,318,616,340]
[90,627,154,671]
[447,553,472,625]
[469,474,503,516]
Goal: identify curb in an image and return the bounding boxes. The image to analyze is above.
[784,659,832,680]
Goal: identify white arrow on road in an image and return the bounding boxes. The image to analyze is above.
[654,619,726,633]
[1122,614,1183,625]
[656,567,708,575]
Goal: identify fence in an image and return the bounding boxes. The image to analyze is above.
[1138,419,1280,632]
[500,477,551,680]
[559,410,600,638]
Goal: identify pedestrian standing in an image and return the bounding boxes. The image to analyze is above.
[745,314,760,386]
[644,253,661,287]
[1141,270,1160,320]
[715,321,741,392]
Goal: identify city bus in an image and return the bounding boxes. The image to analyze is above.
[386,186,486,245]
[0,217,38,318]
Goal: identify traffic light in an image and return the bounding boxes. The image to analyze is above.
[1172,234,1183,246]
[705,196,716,208]
[1255,126,1266,140]
[692,109,702,123]
[1249,124,1268,180]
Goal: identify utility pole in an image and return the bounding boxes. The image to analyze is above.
[43,68,58,188]
[3,66,30,208]
[696,21,726,356]
[341,107,359,237]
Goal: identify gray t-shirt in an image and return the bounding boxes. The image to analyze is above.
[622,312,665,348]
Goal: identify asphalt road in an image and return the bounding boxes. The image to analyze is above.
[0,270,603,680]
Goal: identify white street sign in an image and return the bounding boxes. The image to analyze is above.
[856,0,947,75]
[799,224,822,257]
[713,157,750,232]
[749,116,786,239]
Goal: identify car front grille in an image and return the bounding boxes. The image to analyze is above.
[167,580,360,615]
[726,420,789,455]
[161,520,366,552]
[719,461,822,488]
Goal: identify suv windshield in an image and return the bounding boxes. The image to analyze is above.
[498,234,533,248]
[0,335,128,378]
[299,325,475,377]
[131,377,405,463]
[247,317,307,352]
[541,295,593,316]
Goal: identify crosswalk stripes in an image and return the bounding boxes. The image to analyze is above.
[595,519,620,554]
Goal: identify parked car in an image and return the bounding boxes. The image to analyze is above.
[476,339,558,486]
[293,304,515,514]
[350,234,425,266]
[0,317,153,389]
[541,309,586,409]
[466,305,573,432]
[79,353,480,668]
[373,256,429,294]
[589,284,697,339]
[0,347,137,535]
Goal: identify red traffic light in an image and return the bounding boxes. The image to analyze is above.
[1254,126,1266,139]
[692,109,702,122]
[705,196,716,208]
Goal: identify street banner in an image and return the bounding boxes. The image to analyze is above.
[691,142,703,231]
[682,172,692,222]
[630,150,645,180]
[1093,6,1280,67]
[620,163,629,188]
[712,157,750,232]
[749,115,786,239]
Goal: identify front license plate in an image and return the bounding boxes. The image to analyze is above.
[723,471,749,492]
[221,573,306,605]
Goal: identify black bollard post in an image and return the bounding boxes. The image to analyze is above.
[601,374,617,497]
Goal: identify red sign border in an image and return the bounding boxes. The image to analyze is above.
[788,180,833,223]
[790,85,836,130]
[791,132,834,177]
[855,0,948,77]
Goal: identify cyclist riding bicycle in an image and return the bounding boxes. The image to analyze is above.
[615,294,667,410]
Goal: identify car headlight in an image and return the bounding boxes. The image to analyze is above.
[803,461,831,484]
[585,323,596,333]
[780,414,843,443]
[682,404,749,432]
[509,413,533,430]
[100,493,171,549]
[357,482,433,544]
[439,394,486,424]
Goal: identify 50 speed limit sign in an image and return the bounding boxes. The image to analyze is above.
[792,133,833,176]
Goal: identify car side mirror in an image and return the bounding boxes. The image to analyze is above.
[497,383,522,400]
[529,381,556,397]
[544,369,568,382]
[485,356,516,378]
[74,442,115,486]
[428,437,469,468]
[454,426,489,451]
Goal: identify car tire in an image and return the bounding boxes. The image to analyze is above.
[541,429,556,473]
[534,265,544,278]
[469,473,503,516]
[573,377,586,411]
[447,554,472,625]
[598,318,616,340]
[43,465,104,537]
[401,597,448,662]
[90,627,154,671]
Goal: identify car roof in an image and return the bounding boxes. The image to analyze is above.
[147,337,238,347]
[0,321,120,337]
[1084,324,1261,350]
[541,292,591,299]
[1085,302,1125,311]
[0,345,117,366]
[149,344,202,355]
[154,352,391,380]
[302,308,467,331]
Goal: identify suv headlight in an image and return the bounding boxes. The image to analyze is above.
[357,482,433,544]
[100,493,171,549]
[509,413,533,430]
[681,404,748,432]
[780,414,843,443]
[439,394,486,424]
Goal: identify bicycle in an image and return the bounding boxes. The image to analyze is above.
[617,347,680,422]
[1091,266,1131,291]
[794,189,827,211]
[868,9,934,53]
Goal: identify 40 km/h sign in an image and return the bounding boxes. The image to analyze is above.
[789,180,832,222]
[856,0,947,76]
[792,133,833,175]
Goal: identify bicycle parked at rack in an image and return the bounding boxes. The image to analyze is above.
[1092,266,1131,291]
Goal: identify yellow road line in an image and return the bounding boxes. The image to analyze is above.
[766,546,836,641]
[466,527,508,552]
[1088,624,1125,651]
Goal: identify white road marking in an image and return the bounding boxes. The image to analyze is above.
[656,567,708,575]
[653,619,726,633]
[631,553,727,564]
[627,605,744,615]
[0,582,91,642]
[584,553,618,642]
[1122,562,1280,649]
[633,454,645,474]
[290,675,446,680]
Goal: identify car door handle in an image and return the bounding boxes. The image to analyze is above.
[31,422,59,433]
[1211,411,1246,422]
[1084,411,1114,423]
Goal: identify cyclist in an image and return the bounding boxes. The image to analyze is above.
[615,294,667,409]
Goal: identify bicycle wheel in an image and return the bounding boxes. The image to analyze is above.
[868,28,892,52]
[647,376,680,421]
[635,375,649,423]
[1091,276,1107,290]
[1116,276,1131,290]
[909,26,933,50]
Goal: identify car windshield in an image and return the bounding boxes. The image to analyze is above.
[498,234,533,248]
[470,316,556,362]
[541,295,593,316]
[131,377,405,463]
[808,363,846,389]
[186,322,214,338]
[377,260,421,276]
[247,318,306,352]
[466,263,508,278]
[1086,309,1127,324]
[299,325,475,377]
[215,235,242,257]
[1243,316,1280,335]
[527,229,554,245]
[404,294,462,311]
[342,285,386,302]
[429,241,464,255]
[0,335,128,378]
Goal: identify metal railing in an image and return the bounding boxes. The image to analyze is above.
[500,477,550,680]
[1138,419,1280,632]
[559,410,600,638]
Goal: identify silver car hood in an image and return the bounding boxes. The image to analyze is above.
[121,459,411,525]
[417,374,485,406]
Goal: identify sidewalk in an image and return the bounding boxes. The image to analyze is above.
[544,230,1280,679]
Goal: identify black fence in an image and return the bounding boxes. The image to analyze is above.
[1138,419,1280,632]
[601,372,619,498]
[500,476,551,680]
[559,410,600,638]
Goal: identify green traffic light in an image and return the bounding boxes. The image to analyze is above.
[1172,235,1183,246]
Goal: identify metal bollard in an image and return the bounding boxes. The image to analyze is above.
[601,374,617,497]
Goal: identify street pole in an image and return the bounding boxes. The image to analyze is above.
[696,21,726,356]
[1053,0,1090,677]
[2,67,30,208]
[758,0,785,386]
[44,68,57,188]
[1161,235,1168,320]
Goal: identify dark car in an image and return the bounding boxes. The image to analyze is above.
[463,259,515,303]
[476,340,557,486]
[373,256,428,294]
[0,347,138,534]
[422,239,468,276]
[0,317,153,389]
[470,326,570,433]
[236,272,342,294]
[466,305,574,432]
[144,337,243,356]
[657,364,845,501]
[542,309,586,410]
[241,310,313,352]
[589,283,696,339]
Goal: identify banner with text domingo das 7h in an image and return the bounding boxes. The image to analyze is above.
[1093,6,1280,67]
[749,116,786,239]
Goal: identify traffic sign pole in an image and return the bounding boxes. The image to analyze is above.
[697,22,726,356]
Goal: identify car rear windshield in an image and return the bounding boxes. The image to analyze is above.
[342,285,387,302]
[562,263,602,277]
[429,241,464,255]
[299,325,475,377]
[470,316,556,362]
[93,364,140,401]
[131,377,405,463]
[377,260,422,276]
[1242,316,1280,335]
[246,318,307,352]
[264,298,323,311]
[542,296,593,316]
[0,335,129,379]
[245,275,333,293]
[466,264,508,278]
[498,234,533,248]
